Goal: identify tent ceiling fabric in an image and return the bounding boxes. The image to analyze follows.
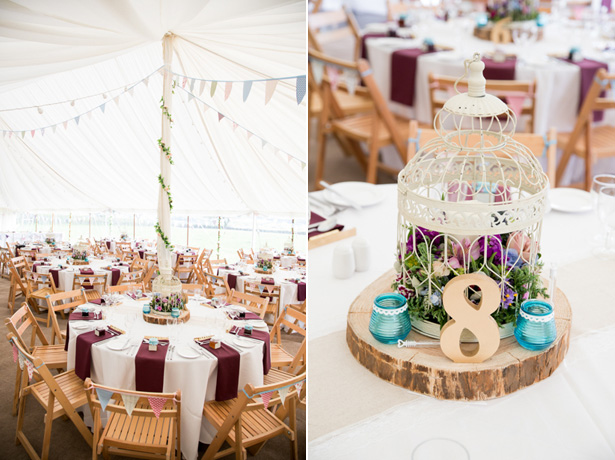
[0,0,306,217]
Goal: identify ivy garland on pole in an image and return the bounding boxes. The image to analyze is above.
[157,139,174,164]
[155,92,174,251]
[157,174,173,211]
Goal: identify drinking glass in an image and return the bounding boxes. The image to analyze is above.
[412,438,470,460]
[592,174,615,243]
[596,185,615,258]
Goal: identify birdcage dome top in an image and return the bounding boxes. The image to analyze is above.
[398,54,548,236]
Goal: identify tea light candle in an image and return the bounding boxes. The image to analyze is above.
[148,338,159,351]
[244,324,253,335]
[94,326,106,337]
[476,13,488,28]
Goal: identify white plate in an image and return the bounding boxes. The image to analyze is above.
[323,182,386,208]
[549,188,593,213]
[71,323,91,330]
[107,339,129,351]
[233,336,259,348]
[177,347,200,359]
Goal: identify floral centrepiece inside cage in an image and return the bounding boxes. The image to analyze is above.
[149,273,187,315]
[71,239,89,265]
[255,249,274,273]
[394,54,549,342]
[284,239,295,256]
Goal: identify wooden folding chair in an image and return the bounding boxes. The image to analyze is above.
[53,248,72,258]
[72,273,106,302]
[270,306,306,371]
[191,249,212,283]
[173,254,197,283]
[556,68,615,189]
[428,73,537,133]
[19,249,39,264]
[1,246,12,279]
[308,6,361,62]
[23,270,57,321]
[116,241,131,254]
[45,289,87,345]
[8,333,92,460]
[118,269,145,286]
[84,378,181,460]
[130,257,148,273]
[244,282,281,324]
[5,304,68,415]
[310,49,410,185]
[198,272,231,298]
[143,263,157,292]
[8,256,31,314]
[227,290,269,319]
[121,249,139,262]
[201,372,305,460]
[181,283,205,297]
[207,258,228,273]
[263,365,307,421]
[107,282,145,294]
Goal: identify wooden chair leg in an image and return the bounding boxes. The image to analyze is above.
[584,122,593,191]
[12,366,21,416]
[289,397,298,460]
[314,120,329,189]
[41,396,55,460]
[234,418,243,460]
[366,139,380,184]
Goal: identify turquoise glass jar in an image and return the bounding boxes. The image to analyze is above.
[369,293,411,344]
[514,300,557,351]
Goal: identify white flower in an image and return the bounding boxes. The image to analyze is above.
[433,261,450,277]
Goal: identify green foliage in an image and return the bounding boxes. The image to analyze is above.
[157,138,174,165]
[154,222,173,251]
[157,174,173,211]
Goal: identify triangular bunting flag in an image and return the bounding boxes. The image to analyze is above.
[279,386,289,405]
[261,139,267,149]
[128,86,134,96]
[224,82,233,100]
[218,112,224,122]
[326,66,340,91]
[121,394,139,416]
[312,60,324,84]
[296,76,306,104]
[144,76,149,87]
[182,77,187,88]
[87,110,93,120]
[261,391,273,410]
[75,116,80,126]
[52,125,57,134]
[100,103,106,113]
[199,80,206,95]
[295,381,303,394]
[18,351,25,369]
[243,81,252,102]
[12,343,18,363]
[63,121,68,130]
[2,131,6,138]
[189,79,195,92]
[266,286,273,294]
[343,69,359,96]
[8,131,12,138]
[26,359,34,381]
[247,132,253,141]
[31,130,35,137]
[258,285,265,295]
[21,131,25,138]
[114,96,120,106]
[96,388,114,412]
[148,397,167,419]
[210,81,218,97]
[232,122,238,131]
[301,162,306,171]
[265,80,278,105]
[287,154,292,163]
[41,128,45,136]
[188,93,195,102]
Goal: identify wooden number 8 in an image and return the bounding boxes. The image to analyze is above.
[440,273,501,363]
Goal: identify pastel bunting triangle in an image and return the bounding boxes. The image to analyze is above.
[343,69,359,96]
[199,80,206,95]
[18,351,25,370]
[26,359,34,381]
[243,81,252,102]
[326,66,340,91]
[96,388,114,412]
[261,391,273,410]
[258,285,265,294]
[189,79,195,92]
[295,381,303,394]
[296,76,306,104]
[210,81,217,97]
[278,386,289,405]
[148,397,167,419]
[182,77,187,88]
[312,60,324,84]
[225,82,232,100]
[218,113,224,122]
[121,394,139,416]
[266,286,273,294]
[265,80,278,105]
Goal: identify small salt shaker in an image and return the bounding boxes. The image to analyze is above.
[352,237,371,272]
[332,244,355,279]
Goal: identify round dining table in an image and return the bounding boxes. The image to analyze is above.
[308,184,615,459]
[66,295,269,460]
[34,256,130,292]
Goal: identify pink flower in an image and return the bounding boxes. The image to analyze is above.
[451,238,480,266]
[508,232,537,263]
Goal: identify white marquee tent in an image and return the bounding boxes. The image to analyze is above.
[0,0,306,226]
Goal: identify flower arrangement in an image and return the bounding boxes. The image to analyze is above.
[487,0,538,22]
[257,258,273,271]
[45,237,56,246]
[393,225,547,328]
[120,233,129,241]
[72,249,88,261]
[149,292,185,314]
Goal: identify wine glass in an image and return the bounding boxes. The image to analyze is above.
[412,438,469,460]
[166,317,178,344]
[595,185,615,258]
[591,174,615,243]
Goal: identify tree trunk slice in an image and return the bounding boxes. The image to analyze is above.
[143,308,190,324]
[346,269,571,401]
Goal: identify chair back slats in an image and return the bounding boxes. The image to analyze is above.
[46,290,87,344]
[118,269,145,285]
[309,7,361,61]
[5,303,50,351]
[228,289,268,318]
[107,282,145,293]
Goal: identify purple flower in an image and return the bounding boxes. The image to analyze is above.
[500,283,516,309]
[478,234,503,265]
[405,227,443,254]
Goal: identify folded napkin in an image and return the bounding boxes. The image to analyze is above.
[74,328,123,380]
[80,268,94,275]
[482,57,516,81]
[195,339,240,401]
[88,298,104,305]
[230,326,271,374]
[274,256,281,260]
[261,277,275,285]
[309,212,344,239]
[228,311,262,321]
[227,273,246,290]
[135,339,169,392]
[64,311,103,351]
[127,293,147,300]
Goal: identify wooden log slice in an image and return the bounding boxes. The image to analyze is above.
[143,308,190,325]
[346,269,571,401]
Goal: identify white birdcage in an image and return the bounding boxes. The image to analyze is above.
[395,53,549,340]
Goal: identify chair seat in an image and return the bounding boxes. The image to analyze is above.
[84,290,101,301]
[203,399,289,447]
[33,344,67,369]
[270,344,294,367]
[30,287,55,299]
[264,368,295,385]
[558,125,615,158]
[332,113,409,144]
[29,370,87,418]
[100,400,175,454]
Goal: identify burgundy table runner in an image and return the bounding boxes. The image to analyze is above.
[290,280,307,302]
[561,58,609,122]
[231,326,271,375]
[138,250,145,259]
[49,268,62,288]
[135,340,169,392]
[64,311,103,351]
[261,278,275,285]
[195,340,240,401]
[361,33,387,60]
[74,328,122,380]
[481,57,516,80]
[106,241,111,249]
[32,262,49,273]
[80,268,94,275]
[228,311,262,321]
[391,48,434,106]
[309,212,344,239]
[227,273,238,289]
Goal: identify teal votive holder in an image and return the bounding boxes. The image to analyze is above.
[143,304,151,314]
[514,300,557,351]
[171,308,180,318]
[369,293,411,344]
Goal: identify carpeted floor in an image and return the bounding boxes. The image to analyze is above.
[0,276,305,460]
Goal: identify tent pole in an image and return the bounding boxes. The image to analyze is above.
[292,218,295,246]
[217,216,221,259]
[186,215,190,246]
[69,213,72,242]
[133,214,136,240]
[251,213,256,251]
[157,33,175,275]
[89,213,91,239]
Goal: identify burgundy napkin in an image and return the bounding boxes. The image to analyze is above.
[135,340,169,392]
[298,257,305,261]
[64,311,103,351]
[228,311,262,321]
[361,33,387,60]
[74,328,122,380]
[49,268,62,288]
[227,273,238,289]
[89,298,104,305]
[309,212,344,239]
[80,268,94,275]
[195,340,240,401]
[261,278,275,285]
[561,58,609,122]
[482,57,516,80]
[138,250,145,259]
[274,256,281,260]
[230,326,271,375]
[391,48,434,106]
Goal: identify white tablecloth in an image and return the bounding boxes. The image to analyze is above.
[67,296,267,460]
[307,184,615,458]
[1,231,63,245]
[37,258,130,292]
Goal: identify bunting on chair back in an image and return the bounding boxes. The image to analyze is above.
[278,386,289,405]
[295,381,303,394]
[261,391,273,409]
[96,388,114,412]
[311,60,324,84]
[121,394,139,416]
[12,343,18,363]
[258,285,265,295]
[326,66,340,91]
[17,351,25,370]
[148,397,167,419]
